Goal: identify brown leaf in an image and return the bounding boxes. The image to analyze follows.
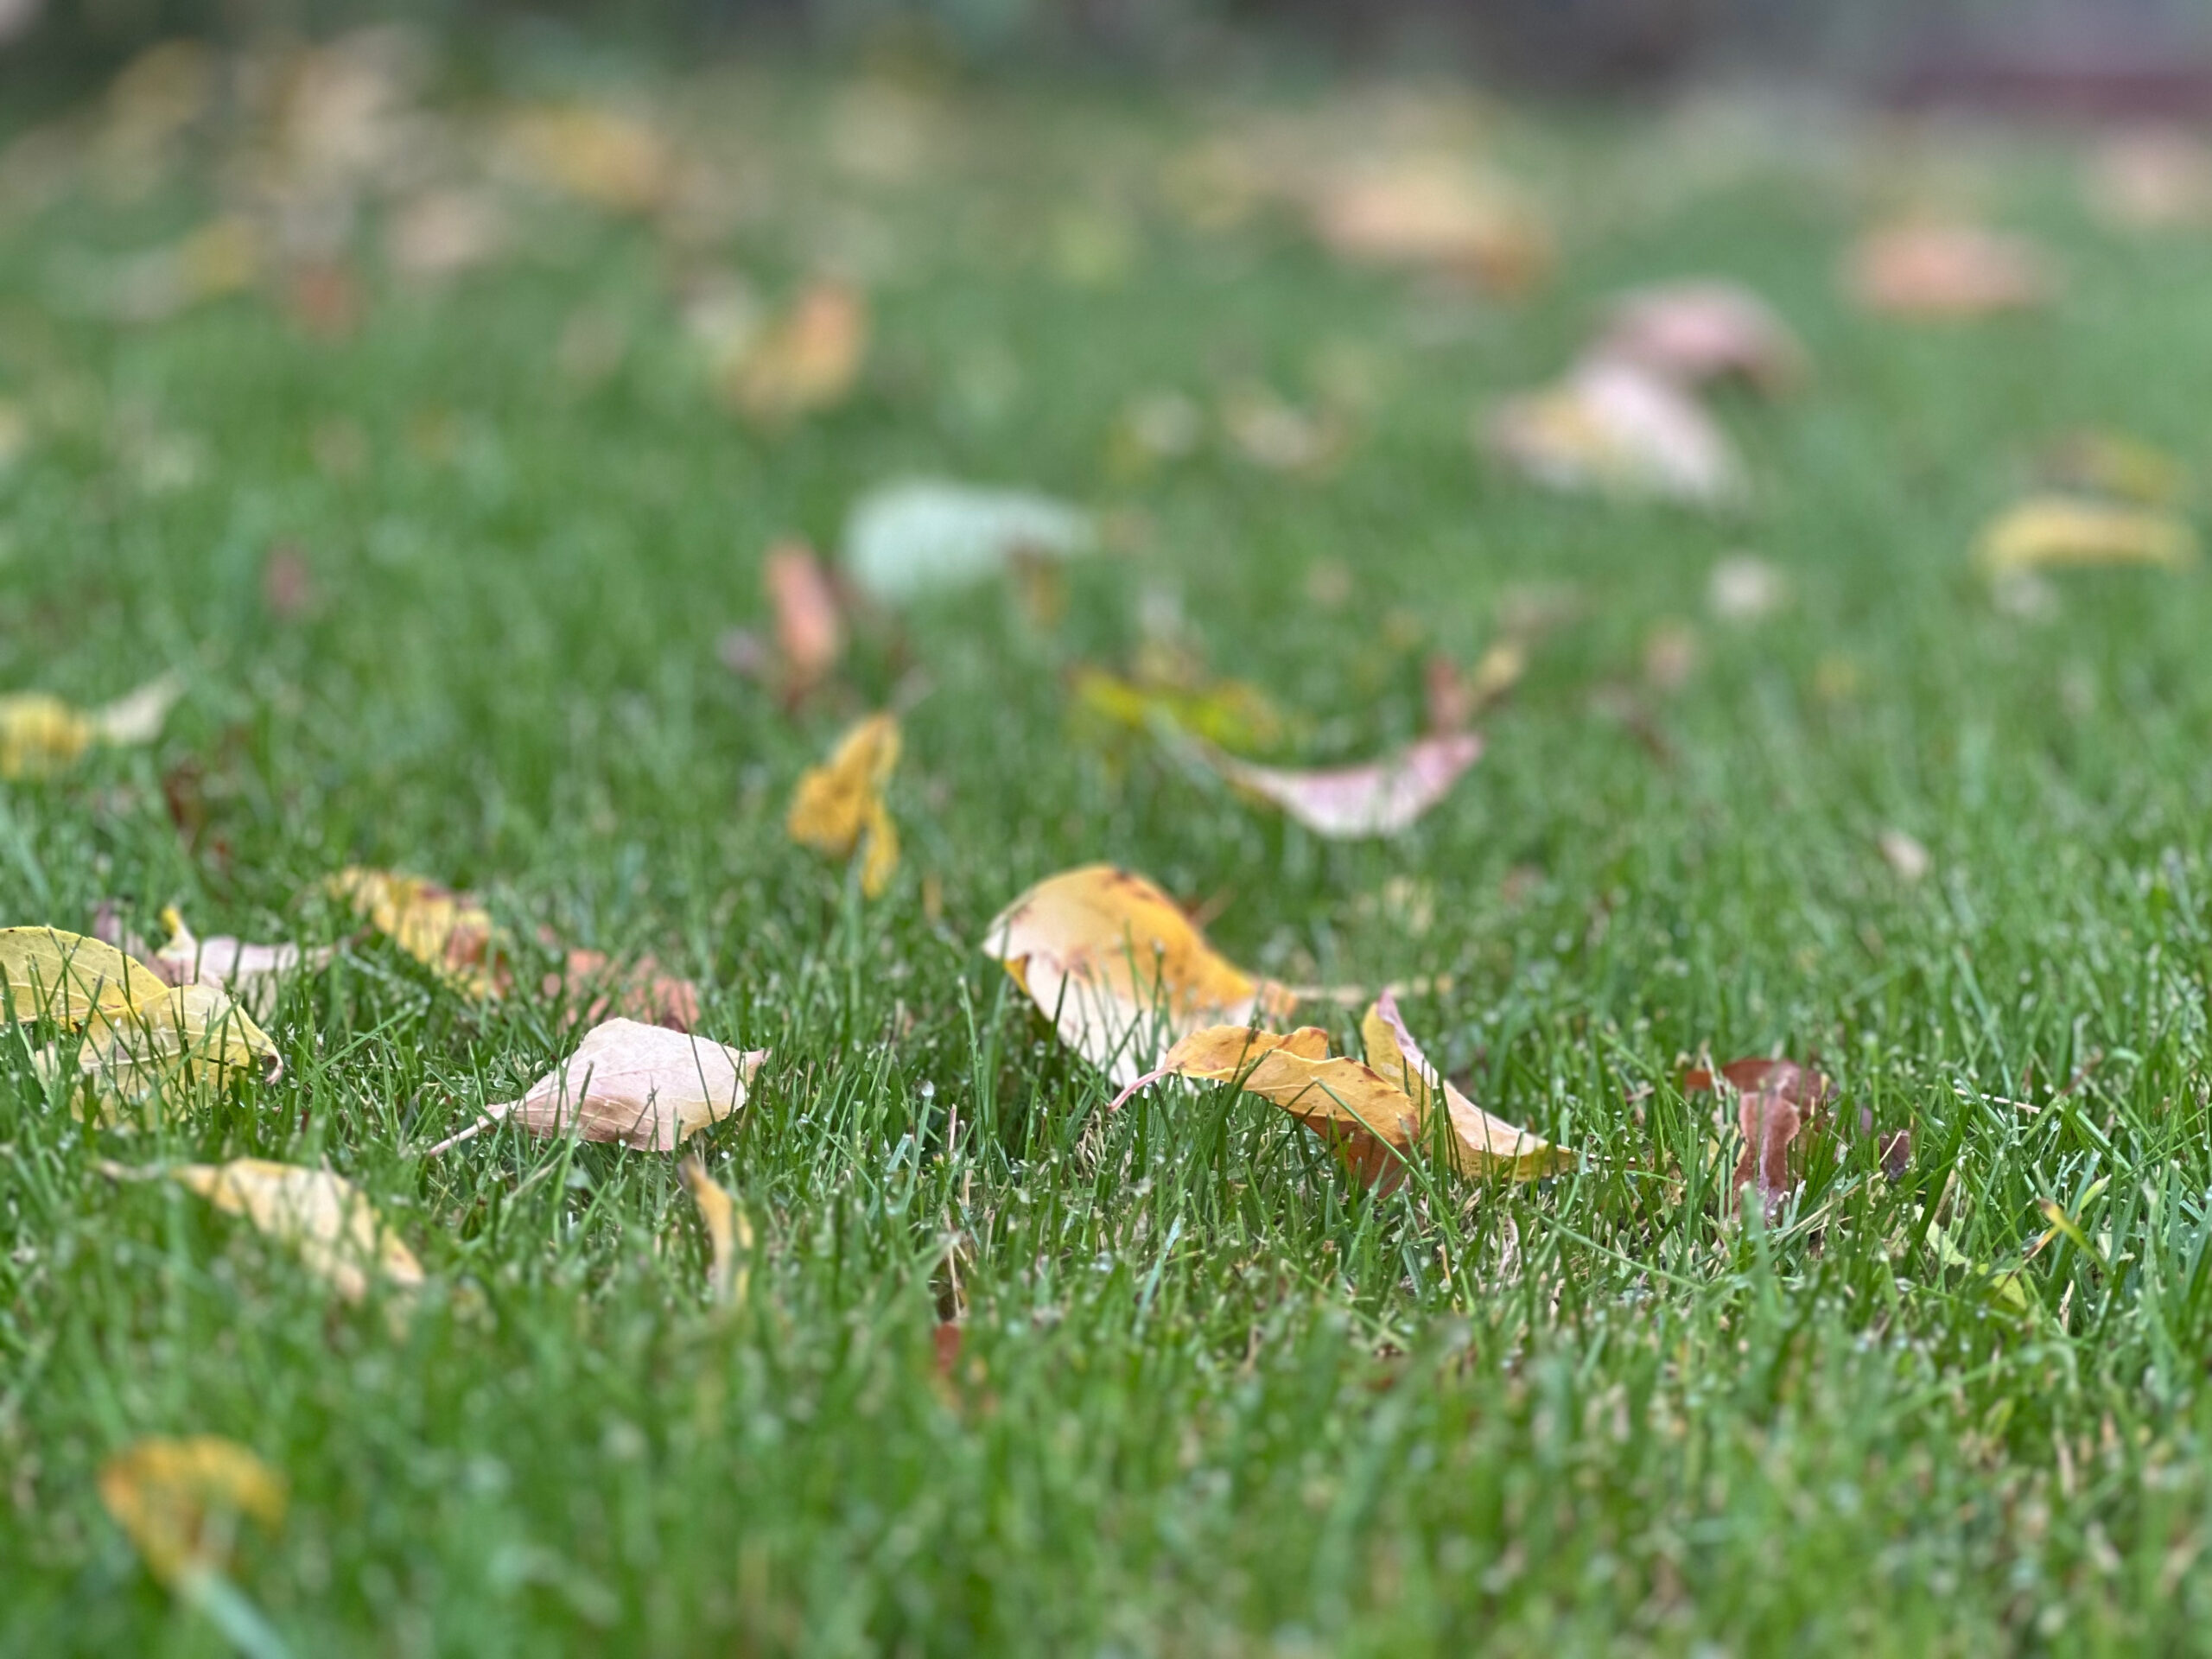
[1484,360,1743,505]
[99,1436,286,1589]
[1846,223,2053,319]
[429,1017,767,1154]
[982,864,1296,1088]
[786,713,900,899]
[548,945,700,1032]
[1201,732,1483,838]
[1591,280,1806,395]
[1684,1058,1832,1217]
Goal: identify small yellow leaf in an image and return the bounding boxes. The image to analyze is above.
[982,864,1295,1087]
[1974,495,2197,576]
[99,1435,286,1588]
[503,105,671,214]
[788,713,900,898]
[325,867,501,996]
[0,673,181,779]
[680,1155,753,1306]
[156,1160,423,1304]
[1361,993,1572,1180]
[0,925,169,1026]
[1309,159,1551,292]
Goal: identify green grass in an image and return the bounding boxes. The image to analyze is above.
[7,57,2212,1656]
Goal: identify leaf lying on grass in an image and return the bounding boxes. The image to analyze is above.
[324,867,500,996]
[766,539,843,693]
[1308,159,1551,292]
[1110,991,1568,1192]
[0,925,168,1023]
[787,712,901,898]
[546,944,700,1032]
[1590,279,1806,395]
[1071,666,1288,755]
[143,906,331,1014]
[1685,1058,1832,1217]
[1484,360,1743,505]
[100,1434,287,1588]
[2036,430,2185,507]
[429,1017,768,1154]
[502,104,672,215]
[1973,495,2197,576]
[102,1158,424,1305]
[679,1155,752,1305]
[1197,732,1483,838]
[0,672,182,779]
[718,280,868,423]
[1845,222,2053,319]
[983,864,1297,1088]
[841,479,1094,603]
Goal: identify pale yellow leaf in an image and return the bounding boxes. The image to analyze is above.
[1484,360,1743,505]
[162,1159,423,1304]
[0,925,168,1026]
[99,1435,286,1588]
[324,867,501,996]
[1974,496,2197,577]
[680,1154,753,1306]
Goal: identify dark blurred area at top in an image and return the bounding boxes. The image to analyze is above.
[13,0,2212,111]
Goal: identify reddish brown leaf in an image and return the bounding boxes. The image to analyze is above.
[1683,1058,1833,1217]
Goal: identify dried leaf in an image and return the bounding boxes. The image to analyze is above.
[1974,496,2197,577]
[1846,223,2053,319]
[2087,130,2212,231]
[679,1154,752,1305]
[549,946,700,1032]
[842,480,1094,603]
[1202,732,1483,838]
[156,1159,423,1304]
[1310,160,1551,291]
[148,906,328,1015]
[982,864,1296,1088]
[764,540,843,694]
[719,281,868,423]
[1592,280,1806,394]
[99,1436,286,1588]
[1684,1058,1833,1217]
[1361,993,1573,1181]
[431,1017,767,1154]
[50,982,283,1116]
[787,713,900,899]
[1484,360,1743,505]
[0,673,181,779]
[325,867,501,996]
[0,925,168,1026]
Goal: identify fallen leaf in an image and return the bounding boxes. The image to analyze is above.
[982,864,1297,1087]
[1198,732,1483,838]
[325,867,501,996]
[503,105,672,214]
[0,672,182,779]
[718,281,868,423]
[99,1436,286,1588]
[1591,280,1806,394]
[549,946,700,1032]
[51,981,283,1109]
[764,540,843,695]
[841,479,1094,603]
[429,1018,767,1154]
[1220,389,1345,475]
[2035,430,2185,507]
[679,1154,752,1305]
[1878,829,1932,882]
[146,906,328,1015]
[1846,222,2053,319]
[787,713,900,899]
[132,1159,423,1304]
[1310,160,1551,291]
[1071,666,1287,755]
[2087,129,2212,230]
[260,543,315,619]
[1109,992,1567,1191]
[1974,496,2197,577]
[0,925,168,1025]
[1484,360,1743,505]
[1707,553,1786,620]
[1684,1058,1832,1217]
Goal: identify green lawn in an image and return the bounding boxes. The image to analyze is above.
[7,46,2212,1655]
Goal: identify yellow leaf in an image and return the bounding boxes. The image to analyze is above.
[1070,667,1287,754]
[982,864,1294,1087]
[99,1435,286,1588]
[1974,495,2197,576]
[680,1154,753,1306]
[0,925,169,1026]
[324,867,501,996]
[0,673,181,779]
[1361,993,1572,1180]
[787,713,900,898]
[719,281,868,423]
[49,982,283,1121]
[1309,159,1551,292]
[429,1017,769,1154]
[158,1160,423,1304]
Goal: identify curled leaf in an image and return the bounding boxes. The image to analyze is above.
[982,864,1295,1088]
[1484,360,1743,505]
[325,867,501,996]
[1592,280,1806,395]
[680,1155,752,1306]
[1684,1058,1832,1217]
[99,1435,286,1588]
[0,673,181,779]
[48,982,283,1119]
[1200,732,1483,838]
[1974,495,2197,576]
[842,479,1094,604]
[1846,223,2053,319]
[147,906,329,1016]
[130,1159,423,1304]
[1362,992,1571,1181]
[787,712,900,898]
[430,1017,767,1154]
[719,280,868,423]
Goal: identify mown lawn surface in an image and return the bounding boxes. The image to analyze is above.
[6,46,2212,1656]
